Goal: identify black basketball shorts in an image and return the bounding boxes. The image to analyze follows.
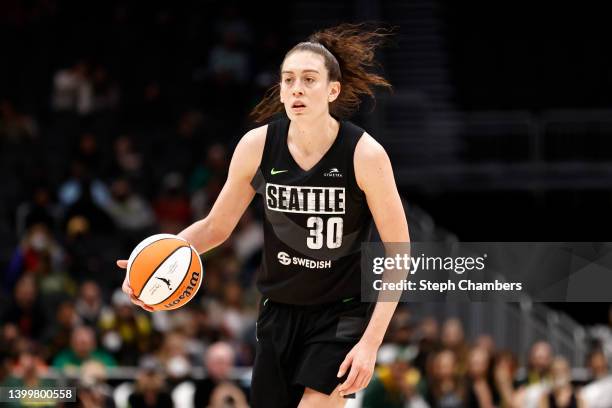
[250,297,374,408]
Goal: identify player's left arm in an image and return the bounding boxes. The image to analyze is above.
[337,133,410,397]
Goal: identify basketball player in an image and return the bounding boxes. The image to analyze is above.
[118,24,409,407]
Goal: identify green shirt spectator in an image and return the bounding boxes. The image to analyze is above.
[51,326,116,371]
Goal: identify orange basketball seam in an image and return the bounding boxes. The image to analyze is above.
[149,247,194,306]
[129,237,176,291]
[153,250,204,310]
[133,244,188,298]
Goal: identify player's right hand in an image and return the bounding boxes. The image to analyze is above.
[117,260,154,312]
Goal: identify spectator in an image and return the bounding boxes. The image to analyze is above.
[586,348,608,382]
[219,281,252,340]
[153,172,191,234]
[441,318,469,375]
[362,346,428,408]
[189,143,229,220]
[193,341,249,408]
[104,177,156,233]
[15,185,60,238]
[233,207,264,287]
[212,5,252,46]
[1,344,55,408]
[465,346,496,408]
[128,358,173,408]
[76,360,116,408]
[474,334,496,356]
[0,99,38,143]
[154,331,192,382]
[514,341,554,408]
[522,341,554,386]
[109,134,146,187]
[43,300,81,360]
[0,324,20,363]
[492,350,519,408]
[75,281,107,327]
[91,65,120,113]
[156,110,206,179]
[58,160,115,232]
[425,349,465,408]
[51,61,93,115]
[208,30,249,84]
[73,132,107,178]
[52,325,116,372]
[169,309,207,367]
[385,306,414,345]
[413,317,440,375]
[208,382,250,408]
[189,142,229,194]
[34,249,76,300]
[539,357,584,408]
[1,274,47,339]
[5,223,64,294]
[98,290,152,365]
[63,215,109,284]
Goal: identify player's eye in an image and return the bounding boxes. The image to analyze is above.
[305,77,315,83]
[284,77,294,84]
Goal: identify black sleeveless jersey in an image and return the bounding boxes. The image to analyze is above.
[250,117,373,305]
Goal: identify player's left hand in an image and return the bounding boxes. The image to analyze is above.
[336,339,378,397]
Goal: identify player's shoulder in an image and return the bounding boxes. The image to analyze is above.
[230,124,268,176]
[354,131,388,164]
[239,124,268,148]
[353,132,394,191]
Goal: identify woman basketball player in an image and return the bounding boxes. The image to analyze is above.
[118,23,409,407]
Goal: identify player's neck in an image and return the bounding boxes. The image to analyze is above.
[288,114,339,155]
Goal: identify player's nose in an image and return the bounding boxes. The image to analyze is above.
[292,81,304,96]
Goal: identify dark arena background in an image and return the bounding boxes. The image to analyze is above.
[1,1,612,407]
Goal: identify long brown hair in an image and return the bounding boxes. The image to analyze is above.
[250,23,393,123]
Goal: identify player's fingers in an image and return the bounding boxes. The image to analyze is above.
[337,353,353,378]
[121,275,133,296]
[140,303,154,312]
[357,370,372,391]
[339,365,359,394]
[342,371,366,396]
[116,259,128,269]
[129,295,153,312]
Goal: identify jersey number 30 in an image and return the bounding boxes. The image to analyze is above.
[307,216,343,249]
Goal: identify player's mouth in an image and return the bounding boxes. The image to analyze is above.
[291,101,306,112]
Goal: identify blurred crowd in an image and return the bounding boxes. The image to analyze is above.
[361,313,612,408]
[0,1,275,407]
[2,299,612,407]
[2,1,612,408]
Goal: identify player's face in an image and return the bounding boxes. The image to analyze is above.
[280,51,340,121]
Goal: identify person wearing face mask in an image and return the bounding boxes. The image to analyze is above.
[4,223,64,295]
[194,341,249,408]
[538,357,584,408]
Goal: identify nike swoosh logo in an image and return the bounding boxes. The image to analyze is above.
[271,168,288,175]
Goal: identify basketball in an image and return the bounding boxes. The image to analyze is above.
[127,234,203,311]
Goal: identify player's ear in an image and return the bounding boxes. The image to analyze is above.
[328,81,341,103]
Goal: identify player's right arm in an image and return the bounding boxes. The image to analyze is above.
[118,125,267,310]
